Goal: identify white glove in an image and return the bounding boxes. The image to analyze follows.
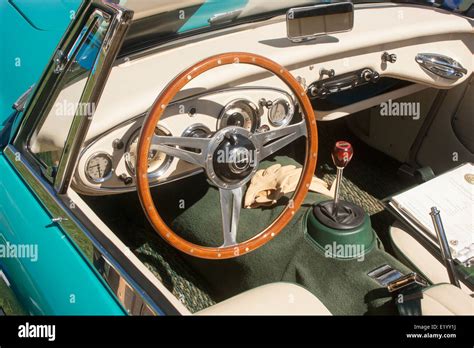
[244,164,331,208]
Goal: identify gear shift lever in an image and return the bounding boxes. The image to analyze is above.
[308,140,374,259]
[331,141,353,210]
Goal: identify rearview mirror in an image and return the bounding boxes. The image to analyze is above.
[286,2,354,42]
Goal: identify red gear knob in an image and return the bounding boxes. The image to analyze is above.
[332,141,353,168]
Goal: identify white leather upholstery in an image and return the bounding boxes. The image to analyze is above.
[422,284,474,315]
[389,222,471,293]
[196,283,332,315]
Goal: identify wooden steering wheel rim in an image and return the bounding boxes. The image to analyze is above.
[137,52,318,259]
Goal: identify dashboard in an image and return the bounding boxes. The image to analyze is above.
[74,87,296,194]
[72,4,473,195]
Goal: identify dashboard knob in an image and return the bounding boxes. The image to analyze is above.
[361,69,380,83]
[259,98,273,109]
[382,51,397,64]
[119,174,133,185]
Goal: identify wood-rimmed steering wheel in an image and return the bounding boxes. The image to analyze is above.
[136,52,318,259]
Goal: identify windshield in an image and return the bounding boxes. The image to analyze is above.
[119,0,473,55]
[29,13,109,170]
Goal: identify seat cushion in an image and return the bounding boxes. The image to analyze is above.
[196,282,332,315]
[422,284,474,315]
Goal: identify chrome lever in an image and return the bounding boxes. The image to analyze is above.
[415,53,467,80]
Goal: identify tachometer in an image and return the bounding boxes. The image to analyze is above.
[85,152,113,183]
[217,99,259,132]
[125,126,172,179]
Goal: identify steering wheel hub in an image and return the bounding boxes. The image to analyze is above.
[207,127,259,189]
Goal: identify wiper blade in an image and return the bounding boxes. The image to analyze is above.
[208,9,242,26]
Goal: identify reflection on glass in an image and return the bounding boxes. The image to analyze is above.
[29,15,109,170]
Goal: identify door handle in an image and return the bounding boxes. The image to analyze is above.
[415,53,467,80]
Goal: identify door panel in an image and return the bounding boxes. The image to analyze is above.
[0,151,126,315]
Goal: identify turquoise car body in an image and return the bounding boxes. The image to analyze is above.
[0,0,248,315]
[0,0,128,315]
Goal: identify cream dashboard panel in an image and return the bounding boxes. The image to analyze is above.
[74,87,295,195]
[87,4,474,141]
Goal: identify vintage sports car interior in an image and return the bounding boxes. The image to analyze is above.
[1,0,473,317]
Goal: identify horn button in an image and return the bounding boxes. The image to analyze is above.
[207,127,259,188]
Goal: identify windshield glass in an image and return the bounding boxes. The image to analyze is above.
[120,0,473,54]
[29,13,109,170]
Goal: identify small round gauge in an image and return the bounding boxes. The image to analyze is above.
[268,99,294,127]
[85,152,113,183]
[181,124,212,153]
[217,99,259,132]
[125,126,172,179]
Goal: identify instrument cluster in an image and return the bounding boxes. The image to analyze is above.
[76,87,296,195]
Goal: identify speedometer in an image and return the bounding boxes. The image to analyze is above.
[125,126,172,179]
[217,99,259,132]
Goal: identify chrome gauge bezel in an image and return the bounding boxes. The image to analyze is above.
[268,98,294,127]
[85,152,114,184]
[181,123,212,138]
[125,125,173,180]
[217,98,260,132]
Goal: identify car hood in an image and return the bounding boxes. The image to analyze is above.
[9,0,80,31]
[0,0,81,129]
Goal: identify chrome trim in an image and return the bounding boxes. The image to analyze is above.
[268,98,294,127]
[12,85,35,112]
[387,272,427,293]
[3,145,169,315]
[415,53,467,80]
[54,5,133,194]
[430,207,461,288]
[181,123,212,138]
[286,2,354,42]
[204,126,260,190]
[85,151,114,183]
[217,98,261,132]
[82,86,294,147]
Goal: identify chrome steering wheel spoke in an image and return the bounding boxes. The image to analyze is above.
[150,135,210,168]
[254,121,307,160]
[219,186,244,247]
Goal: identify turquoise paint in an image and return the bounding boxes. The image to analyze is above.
[9,0,81,30]
[0,0,82,124]
[0,152,126,315]
[178,0,248,32]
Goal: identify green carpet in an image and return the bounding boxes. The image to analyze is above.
[85,153,414,314]
[161,172,411,315]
